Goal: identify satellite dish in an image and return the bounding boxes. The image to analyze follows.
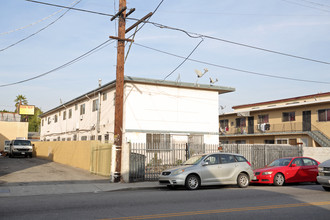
[209,77,218,84]
[195,69,203,78]
[195,68,209,78]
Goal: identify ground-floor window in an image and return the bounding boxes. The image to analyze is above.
[146,133,171,151]
[264,140,275,144]
[276,139,288,144]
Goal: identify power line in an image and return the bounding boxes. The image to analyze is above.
[0,39,114,87]
[134,42,330,84]
[151,23,330,65]
[163,38,204,80]
[0,0,78,36]
[25,0,330,65]
[0,0,82,52]
[281,0,330,13]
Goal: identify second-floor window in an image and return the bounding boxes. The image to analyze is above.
[220,119,229,131]
[258,114,269,123]
[235,118,246,127]
[54,115,58,123]
[318,109,330,122]
[63,111,66,120]
[92,99,99,112]
[68,109,72,119]
[282,112,295,122]
[80,104,85,115]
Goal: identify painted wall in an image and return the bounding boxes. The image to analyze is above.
[125,83,219,144]
[303,147,330,163]
[0,121,28,151]
[34,141,112,176]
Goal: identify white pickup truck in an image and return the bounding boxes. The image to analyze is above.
[9,139,33,158]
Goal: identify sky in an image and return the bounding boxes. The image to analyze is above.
[1,0,329,114]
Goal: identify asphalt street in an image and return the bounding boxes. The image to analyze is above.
[1,156,329,219]
[1,183,329,220]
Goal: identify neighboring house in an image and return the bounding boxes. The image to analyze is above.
[0,112,28,151]
[219,92,330,147]
[40,76,235,149]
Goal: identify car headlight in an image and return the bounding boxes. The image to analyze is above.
[262,171,273,175]
[318,167,324,172]
[172,169,185,175]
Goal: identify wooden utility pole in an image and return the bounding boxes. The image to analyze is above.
[110,1,152,183]
[112,0,126,183]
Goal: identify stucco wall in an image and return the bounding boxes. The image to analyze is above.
[303,147,330,163]
[0,121,28,151]
[34,141,112,176]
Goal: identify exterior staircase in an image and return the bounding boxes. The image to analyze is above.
[307,131,330,147]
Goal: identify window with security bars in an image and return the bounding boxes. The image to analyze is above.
[146,134,171,151]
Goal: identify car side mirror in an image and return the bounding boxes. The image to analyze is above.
[291,164,297,167]
[202,161,209,166]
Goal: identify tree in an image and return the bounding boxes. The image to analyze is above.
[28,107,43,132]
[14,94,28,113]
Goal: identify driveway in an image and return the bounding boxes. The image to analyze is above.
[0,156,109,186]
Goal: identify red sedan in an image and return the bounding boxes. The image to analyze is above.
[252,157,320,186]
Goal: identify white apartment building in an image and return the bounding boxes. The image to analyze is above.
[40,76,235,147]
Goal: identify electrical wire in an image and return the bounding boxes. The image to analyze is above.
[281,0,330,13]
[0,0,82,52]
[0,39,114,88]
[163,38,204,80]
[25,0,330,65]
[134,42,330,85]
[0,0,74,36]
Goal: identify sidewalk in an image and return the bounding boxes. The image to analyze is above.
[0,181,161,197]
[0,157,162,197]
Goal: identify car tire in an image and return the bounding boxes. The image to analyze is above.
[273,173,285,186]
[322,186,330,192]
[237,173,249,188]
[185,174,200,190]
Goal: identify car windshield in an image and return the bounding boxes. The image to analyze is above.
[267,158,292,167]
[13,140,31,146]
[183,155,205,165]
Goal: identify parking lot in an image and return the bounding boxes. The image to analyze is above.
[0,156,109,186]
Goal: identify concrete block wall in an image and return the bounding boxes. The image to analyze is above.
[303,147,330,163]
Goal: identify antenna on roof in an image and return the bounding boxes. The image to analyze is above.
[176,74,181,84]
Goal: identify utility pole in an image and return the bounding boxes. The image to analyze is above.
[110,1,153,183]
[112,0,126,183]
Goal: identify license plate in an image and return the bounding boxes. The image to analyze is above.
[21,152,25,155]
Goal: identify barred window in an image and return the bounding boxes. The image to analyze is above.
[146,134,171,151]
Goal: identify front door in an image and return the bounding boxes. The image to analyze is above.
[248,117,254,134]
[303,111,311,131]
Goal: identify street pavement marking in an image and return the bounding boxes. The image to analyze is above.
[102,201,330,220]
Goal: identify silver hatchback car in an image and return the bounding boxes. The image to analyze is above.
[159,152,254,190]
